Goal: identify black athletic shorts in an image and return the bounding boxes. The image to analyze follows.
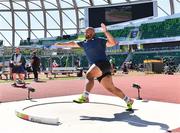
[94,60,111,82]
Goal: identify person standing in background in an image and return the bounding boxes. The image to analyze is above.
[11,47,26,86]
[31,51,40,82]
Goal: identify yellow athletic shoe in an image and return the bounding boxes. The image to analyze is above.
[73,95,89,104]
[126,99,134,111]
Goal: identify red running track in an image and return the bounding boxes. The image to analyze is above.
[0,74,180,103]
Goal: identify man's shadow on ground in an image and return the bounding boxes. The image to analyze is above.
[80,110,169,131]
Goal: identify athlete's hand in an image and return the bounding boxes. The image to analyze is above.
[101,23,107,33]
[54,43,60,46]
[16,63,22,66]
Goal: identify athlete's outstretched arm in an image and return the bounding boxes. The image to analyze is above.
[101,23,117,47]
[54,41,80,48]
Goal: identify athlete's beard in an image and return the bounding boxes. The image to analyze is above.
[85,34,94,40]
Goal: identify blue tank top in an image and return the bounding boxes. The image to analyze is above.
[77,37,108,65]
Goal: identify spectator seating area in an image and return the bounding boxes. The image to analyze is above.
[19,35,78,47]
[131,50,180,66]
[94,16,180,40]
[140,18,180,39]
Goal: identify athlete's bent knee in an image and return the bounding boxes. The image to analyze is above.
[86,73,94,80]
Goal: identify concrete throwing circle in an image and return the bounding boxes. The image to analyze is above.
[15,101,127,125]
